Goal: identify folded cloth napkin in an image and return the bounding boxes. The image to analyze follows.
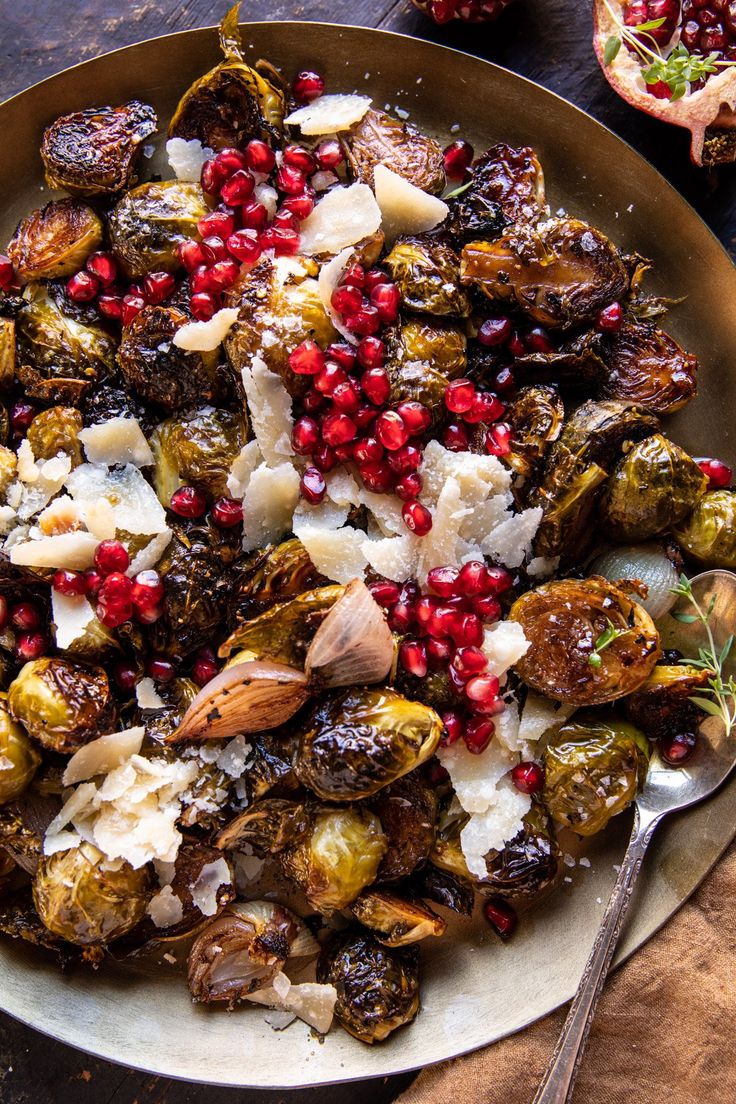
[398,840,736,1104]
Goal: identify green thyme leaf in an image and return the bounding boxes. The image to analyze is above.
[689,696,726,718]
[670,611,698,624]
[604,35,622,65]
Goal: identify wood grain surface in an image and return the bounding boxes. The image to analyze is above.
[0,2,733,1101]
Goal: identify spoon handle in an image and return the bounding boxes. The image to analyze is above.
[531,806,661,1104]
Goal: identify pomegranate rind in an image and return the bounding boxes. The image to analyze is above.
[592,0,736,166]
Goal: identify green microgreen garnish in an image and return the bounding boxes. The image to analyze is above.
[670,574,736,738]
[588,618,632,668]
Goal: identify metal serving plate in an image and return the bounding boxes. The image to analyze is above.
[1,21,735,1090]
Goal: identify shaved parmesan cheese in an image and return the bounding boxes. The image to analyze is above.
[255,182,278,218]
[215,734,251,779]
[63,727,146,786]
[240,357,294,466]
[285,93,372,134]
[127,530,172,575]
[518,692,575,747]
[265,1010,297,1031]
[191,857,232,917]
[66,463,168,538]
[363,533,416,582]
[374,164,449,244]
[460,780,531,879]
[79,418,154,468]
[83,498,117,540]
[299,183,381,256]
[317,248,359,344]
[482,622,531,678]
[52,591,96,650]
[226,441,263,500]
[439,739,516,814]
[9,530,99,570]
[16,439,36,483]
[166,137,214,182]
[173,308,239,352]
[242,462,300,552]
[293,511,369,583]
[246,980,337,1034]
[136,677,165,711]
[147,884,185,928]
[527,555,560,578]
[14,445,72,522]
[37,495,82,536]
[482,506,543,569]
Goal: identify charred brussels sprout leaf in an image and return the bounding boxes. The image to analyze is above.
[0,889,66,952]
[449,143,545,244]
[149,527,233,659]
[41,100,157,197]
[602,319,698,414]
[151,406,248,506]
[343,108,445,194]
[234,728,298,805]
[27,406,83,467]
[625,664,709,741]
[232,538,325,623]
[409,864,475,917]
[8,199,103,282]
[510,577,661,706]
[461,219,630,330]
[135,677,198,744]
[83,382,158,436]
[0,697,40,805]
[216,797,311,856]
[672,490,736,569]
[601,434,707,542]
[8,658,114,754]
[385,234,470,318]
[118,305,222,413]
[295,687,442,801]
[317,931,420,1044]
[543,714,650,835]
[504,385,564,479]
[509,330,608,389]
[351,890,446,946]
[371,773,437,882]
[481,805,560,900]
[386,317,467,411]
[219,585,341,665]
[108,181,210,278]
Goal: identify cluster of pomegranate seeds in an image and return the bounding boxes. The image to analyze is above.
[0,596,48,660]
[50,540,166,630]
[623,0,681,46]
[168,484,243,529]
[681,0,736,56]
[417,0,516,23]
[442,374,511,457]
[64,248,178,326]
[695,456,733,488]
[483,898,518,939]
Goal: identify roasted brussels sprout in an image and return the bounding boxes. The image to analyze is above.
[216,797,311,855]
[26,406,83,466]
[352,890,446,946]
[0,317,15,391]
[0,697,40,805]
[625,663,709,741]
[223,255,337,398]
[481,805,560,899]
[220,585,341,668]
[149,526,233,658]
[343,108,445,194]
[385,234,470,317]
[33,843,149,948]
[136,677,198,744]
[169,5,285,150]
[449,143,545,244]
[0,782,61,875]
[16,286,116,404]
[41,100,157,196]
[409,864,475,917]
[386,317,467,410]
[371,773,437,882]
[151,406,248,506]
[280,806,387,912]
[82,382,158,436]
[543,714,650,835]
[232,538,325,623]
[505,329,607,389]
[8,657,114,754]
[600,434,707,541]
[602,319,698,414]
[7,199,103,282]
[0,889,66,952]
[118,305,221,413]
[504,385,564,478]
[236,728,299,804]
[108,181,210,278]
[510,577,660,705]
[461,219,630,330]
[317,931,420,1044]
[295,688,442,802]
[672,490,736,569]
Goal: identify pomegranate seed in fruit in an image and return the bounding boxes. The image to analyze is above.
[453,646,488,678]
[0,596,7,629]
[84,569,103,597]
[327,343,357,370]
[322,412,357,446]
[440,710,465,746]
[10,602,41,632]
[485,422,513,456]
[388,601,415,633]
[211,497,243,528]
[331,284,363,316]
[316,138,344,169]
[473,594,502,621]
[388,444,422,475]
[361,367,391,406]
[283,192,315,220]
[11,402,36,434]
[241,201,269,231]
[400,639,428,678]
[443,422,470,452]
[170,485,207,519]
[94,539,130,575]
[345,306,381,336]
[131,569,164,611]
[244,138,276,173]
[207,259,240,292]
[454,612,484,647]
[696,457,732,489]
[86,252,117,286]
[122,292,146,326]
[376,411,409,452]
[511,761,545,794]
[67,271,99,302]
[396,401,431,436]
[370,281,401,323]
[427,637,453,665]
[359,459,395,493]
[97,572,133,628]
[356,336,385,370]
[293,69,325,102]
[525,326,554,354]
[368,579,401,607]
[190,292,219,321]
[15,631,47,661]
[443,139,474,179]
[596,302,624,332]
[464,715,495,754]
[315,363,347,395]
[146,654,176,682]
[494,366,516,394]
[220,169,255,206]
[478,316,512,347]
[402,499,433,536]
[445,378,476,414]
[113,660,138,693]
[143,271,176,304]
[427,565,459,597]
[457,560,489,597]
[483,898,517,939]
[353,436,383,463]
[292,416,320,455]
[0,254,14,290]
[395,472,423,500]
[53,569,88,596]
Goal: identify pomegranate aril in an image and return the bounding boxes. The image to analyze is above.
[443,422,470,452]
[170,485,207,518]
[361,367,391,406]
[388,444,422,475]
[315,138,344,170]
[478,316,512,347]
[86,251,117,286]
[201,158,226,196]
[327,343,357,370]
[402,499,433,536]
[211,497,243,528]
[464,716,495,754]
[494,366,516,394]
[370,281,400,323]
[245,138,276,173]
[190,292,219,321]
[291,416,320,455]
[146,654,176,682]
[220,169,255,206]
[67,271,99,302]
[525,326,554,354]
[192,650,219,687]
[131,569,165,611]
[207,259,240,291]
[15,631,47,661]
[331,284,363,316]
[368,579,401,607]
[11,402,35,434]
[395,472,423,500]
[452,646,488,678]
[344,305,380,335]
[661,731,696,765]
[287,339,324,377]
[198,210,236,241]
[396,401,431,436]
[313,444,338,472]
[97,572,133,628]
[353,436,383,463]
[122,293,146,326]
[322,412,357,446]
[282,144,316,174]
[595,301,624,333]
[262,226,301,256]
[696,457,732,488]
[94,539,130,575]
[376,411,409,452]
[332,380,361,414]
[445,378,476,414]
[356,336,385,370]
[485,422,513,456]
[273,209,299,233]
[293,69,325,102]
[340,262,365,288]
[213,148,248,176]
[227,229,262,264]
[113,660,138,693]
[483,898,517,939]
[443,139,474,179]
[315,363,347,395]
[473,594,502,622]
[400,639,428,678]
[464,391,505,425]
[179,239,209,273]
[190,265,213,295]
[359,459,395,492]
[276,164,306,195]
[84,569,103,597]
[415,595,437,627]
[143,271,176,304]
[241,201,269,231]
[283,192,315,220]
[427,565,459,598]
[457,560,489,597]
[427,637,453,666]
[388,600,415,633]
[0,254,14,291]
[52,569,88,597]
[453,612,484,647]
[511,761,545,795]
[10,601,41,632]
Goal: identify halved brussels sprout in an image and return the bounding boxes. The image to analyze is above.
[0,781,60,875]
[26,406,83,466]
[219,585,342,664]
[151,406,248,507]
[352,890,446,946]
[625,663,709,741]
[295,687,442,802]
[108,181,210,278]
[216,797,311,856]
[317,931,420,1044]
[449,143,545,243]
[168,5,285,150]
[386,317,467,410]
[343,108,445,194]
[33,842,150,947]
[461,219,630,330]
[7,199,103,281]
[118,305,222,413]
[149,526,232,659]
[0,888,65,952]
[672,490,736,569]
[504,385,564,478]
[232,538,326,623]
[600,434,707,541]
[236,729,299,805]
[385,234,470,317]
[543,714,650,835]
[409,863,475,917]
[280,806,387,912]
[602,319,698,414]
[510,577,661,705]
[41,100,157,196]
[16,286,116,404]
[0,697,40,805]
[371,773,437,882]
[8,657,114,754]
[507,330,607,389]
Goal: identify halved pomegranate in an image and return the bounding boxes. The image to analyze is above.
[593,0,736,165]
[411,0,517,24]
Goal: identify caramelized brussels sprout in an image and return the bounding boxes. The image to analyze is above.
[7,199,103,281]
[136,677,198,744]
[232,538,325,623]
[108,181,210,278]
[216,797,311,855]
[600,434,707,541]
[481,805,560,899]
[26,406,83,466]
[169,5,285,150]
[672,490,736,569]
[461,218,630,329]
[343,108,445,194]
[149,526,233,658]
[409,863,475,917]
[280,806,387,912]
[506,329,607,389]
[449,143,545,243]
[0,781,61,876]
[151,406,248,506]
[352,890,446,946]
[371,773,437,882]
[385,234,470,317]
[0,317,15,391]
[602,319,698,414]
[219,585,341,664]
[504,385,564,478]
[8,657,114,754]
[295,688,442,801]
[83,382,158,436]
[625,663,709,741]
[0,697,40,804]
[543,714,650,835]
[118,305,221,413]
[0,888,66,952]
[41,100,157,196]
[510,577,660,705]
[236,729,298,804]
[317,931,420,1044]
[386,316,467,410]
[223,255,337,398]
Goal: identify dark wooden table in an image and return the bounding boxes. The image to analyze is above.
[0,2,733,1102]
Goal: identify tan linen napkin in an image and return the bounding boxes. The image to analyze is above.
[399,840,736,1104]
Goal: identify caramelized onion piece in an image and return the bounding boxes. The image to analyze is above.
[305,578,393,689]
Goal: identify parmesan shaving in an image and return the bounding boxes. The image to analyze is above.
[242,462,300,552]
[78,417,154,468]
[240,357,295,466]
[246,980,337,1034]
[51,591,96,651]
[66,463,168,537]
[166,137,214,181]
[190,857,232,917]
[285,93,372,134]
[9,530,99,570]
[173,308,239,352]
[63,727,146,786]
[374,163,449,243]
[147,884,185,928]
[299,183,382,256]
[135,677,166,711]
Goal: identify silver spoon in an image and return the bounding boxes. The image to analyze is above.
[533,569,736,1104]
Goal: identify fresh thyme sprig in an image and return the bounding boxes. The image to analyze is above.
[670,573,736,738]
[588,619,632,668]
